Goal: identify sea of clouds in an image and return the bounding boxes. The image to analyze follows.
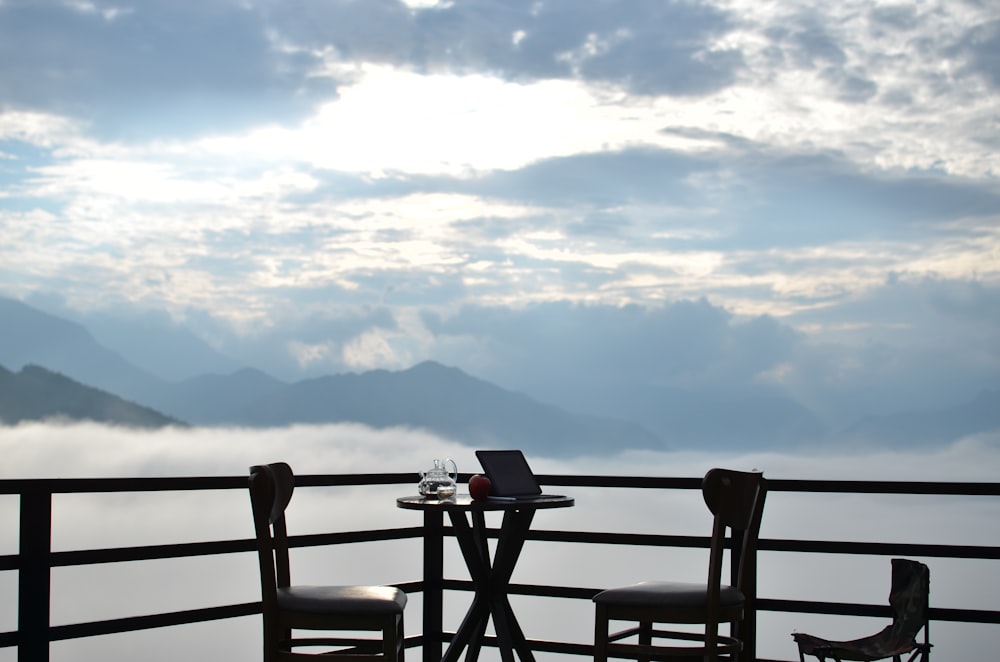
[1,422,998,661]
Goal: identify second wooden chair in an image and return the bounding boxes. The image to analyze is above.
[593,467,768,661]
[249,462,407,662]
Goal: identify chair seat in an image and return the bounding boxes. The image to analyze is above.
[594,581,745,610]
[793,626,923,661]
[278,585,407,616]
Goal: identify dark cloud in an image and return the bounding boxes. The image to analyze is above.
[453,144,1000,251]
[285,304,398,342]
[820,67,878,102]
[414,283,1000,431]
[472,146,708,207]
[549,1,743,95]
[421,299,799,400]
[787,278,1000,417]
[0,0,327,139]
[771,21,847,69]
[0,0,742,138]
[259,0,415,63]
[263,0,742,96]
[958,18,1000,89]
[760,14,887,103]
[290,142,1000,298]
[0,0,738,117]
[867,4,921,33]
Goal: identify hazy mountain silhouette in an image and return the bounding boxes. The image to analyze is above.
[837,388,1000,446]
[0,364,180,427]
[227,361,663,456]
[0,297,661,454]
[570,383,829,449]
[4,294,996,451]
[0,296,169,405]
[71,308,242,382]
[162,368,288,424]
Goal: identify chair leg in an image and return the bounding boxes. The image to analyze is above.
[703,620,718,662]
[399,614,406,662]
[264,622,288,662]
[384,614,403,662]
[594,605,609,662]
[637,620,652,662]
[739,611,756,662]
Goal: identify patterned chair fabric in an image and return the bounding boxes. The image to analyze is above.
[793,558,931,662]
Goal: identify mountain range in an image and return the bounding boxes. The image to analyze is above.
[1,295,997,454]
[0,364,180,428]
[0,297,659,455]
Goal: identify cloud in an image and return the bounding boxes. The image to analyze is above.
[0,0,326,139]
[783,277,1000,416]
[955,17,1000,90]
[408,290,999,428]
[261,0,742,96]
[3,0,997,331]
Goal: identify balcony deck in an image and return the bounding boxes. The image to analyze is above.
[2,472,998,661]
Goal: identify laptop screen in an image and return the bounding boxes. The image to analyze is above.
[475,449,543,498]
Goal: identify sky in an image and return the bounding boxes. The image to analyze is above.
[1,422,999,661]
[1,0,1000,427]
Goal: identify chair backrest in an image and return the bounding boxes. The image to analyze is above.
[701,468,768,614]
[249,462,296,611]
[887,558,930,646]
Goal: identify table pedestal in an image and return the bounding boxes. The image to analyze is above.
[445,508,535,662]
[397,495,573,662]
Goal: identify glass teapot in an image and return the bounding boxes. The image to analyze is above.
[418,458,458,498]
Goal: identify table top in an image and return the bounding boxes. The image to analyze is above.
[396,494,574,512]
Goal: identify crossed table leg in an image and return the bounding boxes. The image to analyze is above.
[443,508,536,662]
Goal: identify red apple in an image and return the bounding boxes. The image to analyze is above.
[468,474,491,500]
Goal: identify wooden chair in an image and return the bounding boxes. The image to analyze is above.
[593,467,768,661]
[792,558,931,662]
[248,462,407,662]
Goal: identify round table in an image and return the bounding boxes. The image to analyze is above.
[397,494,574,662]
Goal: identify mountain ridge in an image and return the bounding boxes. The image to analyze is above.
[229,360,663,455]
[0,363,181,428]
[3,294,997,452]
[838,388,1000,446]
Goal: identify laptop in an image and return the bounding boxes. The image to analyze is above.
[476,449,551,501]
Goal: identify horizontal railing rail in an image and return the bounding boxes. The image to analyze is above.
[1,473,997,662]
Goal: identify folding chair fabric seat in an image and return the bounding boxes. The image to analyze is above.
[792,558,931,662]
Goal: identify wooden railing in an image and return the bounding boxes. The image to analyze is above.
[1,473,998,661]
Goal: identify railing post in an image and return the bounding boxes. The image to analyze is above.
[18,490,52,662]
[422,509,444,662]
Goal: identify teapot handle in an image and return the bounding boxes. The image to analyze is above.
[444,458,458,479]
